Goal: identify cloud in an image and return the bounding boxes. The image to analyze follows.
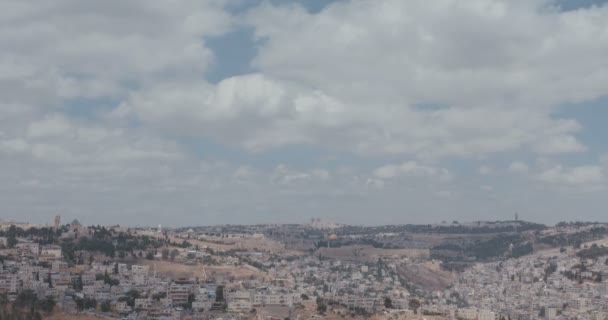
[373,161,451,181]
[534,135,587,154]
[480,185,494,192]
[113,0,608,158]
[239,0,608,156]
[538,165,604,187]
[0,138,28,154]
[508,161,530,174]
[478,165,495,175]
[271,164,331,185]
[27,116,72,138]
[0,1,233,102]
[1,0,608,224]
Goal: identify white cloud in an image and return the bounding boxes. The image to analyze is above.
[27,116,72,138]
[478,165,495,175]
[373,161,451,181]
[238,0,608,156]
[0,1,233,103]
[538,165,604,186]
[1,0,608,224]
[0,138,29,154]
[271,164,332,185]
[113,0,608,158]
[534,135,587,154]
[480,185,494,192]
[508,161,529,174]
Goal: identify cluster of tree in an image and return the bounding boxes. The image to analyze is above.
[433,243,462,251]
[334,221,544,236]
[115,233,166,252]
[576,243,608,260]
[544,262,558,282]
[347,305,371,317]
[435,234,531,261]
[539,227,608,247]
[61,237,116,262]
[96,270,119,286]
[239,257,266,271]
[562,269,602,283]
[511,242,534,258]
[117,290,140,308]
[169,240,192,248]
[556,221,603,227]
[1,225,65,248]
[0,290,55,320]
[61,232,168,263]
[75,297,97,310]
[161,248,180,261]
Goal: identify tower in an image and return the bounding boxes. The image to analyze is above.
[515,212,519,221]
[54,215,61,230]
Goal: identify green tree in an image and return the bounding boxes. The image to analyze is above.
[7,236,17,248]
[38,296,56,313]
[72,274,83,291]
[100,301,112,312]
[47,271,53,288]
[170,249,179,261]
[316,297,327,314]
[384,297,393,309]
[408,299,421,314]
[215,285,225,302]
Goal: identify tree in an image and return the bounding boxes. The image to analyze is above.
[384,297,393,309]
[7,235,17,248]
[38,296,55,313]
[75,297,97,310]
[145,251,155,260]
[47,271,53,288]
[118,290,140,308]
[100,301,112,312]
[162,248,170,260]
[100,270,119,286]
[170,249,179,261]
[408,299,420,314]
[316,298,327,314]
[215,285,225,302]
[182,293,195,309]
[538,306,546,317]
[73,274,83,291]
[113,262,119,275]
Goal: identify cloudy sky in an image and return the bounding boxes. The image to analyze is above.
[1,0,608,226]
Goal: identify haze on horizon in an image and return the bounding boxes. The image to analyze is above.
[1,0,608,226]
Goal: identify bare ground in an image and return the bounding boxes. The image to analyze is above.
[396,262,456,292]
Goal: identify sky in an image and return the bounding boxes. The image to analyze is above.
[1,0,607,227]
